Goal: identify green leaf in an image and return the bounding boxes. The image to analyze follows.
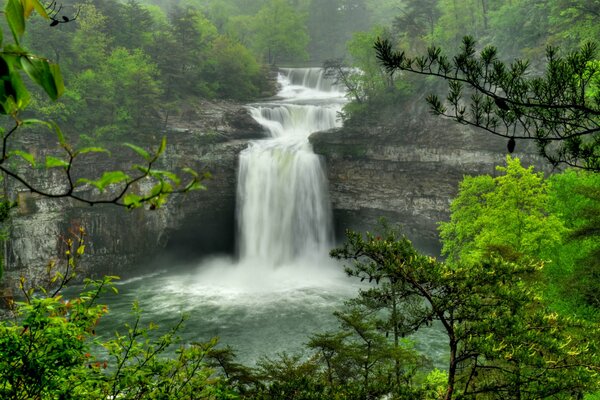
[123,143,151,161]
[123,193,142,208]
[0,70,30,112]
[23,0,49,18]
[20,57,64,100]
[75,147,110,156]
[157,136,167,156]
[186,180,206,191]
[45,156,69,169]
[78,171,130,192]
[150,170,181,185]
[9,150,35,167]
[21,118,51,128]
[6,0,25,43]
[49,63,64,98]
[182,167,199,178]
[149,182,166,197]
[10,70,30,110]
[50,121,66,147]
[133,164,150,174]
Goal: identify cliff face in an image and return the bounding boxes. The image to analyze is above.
[310,101,548,253]
[3,96,551,292]
[3,101,264,291]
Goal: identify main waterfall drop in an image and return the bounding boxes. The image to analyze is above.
[238,68,345,266]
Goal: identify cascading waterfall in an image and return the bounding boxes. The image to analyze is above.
[95,67,448,366]
[238,69,344,266]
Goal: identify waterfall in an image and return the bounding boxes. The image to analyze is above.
[238,69,344,266]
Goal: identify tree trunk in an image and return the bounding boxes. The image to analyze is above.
[445,339,458,400]
[481,0,488,30]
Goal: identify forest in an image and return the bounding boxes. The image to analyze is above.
[0,0,599,399]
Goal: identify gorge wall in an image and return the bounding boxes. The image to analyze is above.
[2,96,550,294]
[2,101,264,292]
[310,100,549,254]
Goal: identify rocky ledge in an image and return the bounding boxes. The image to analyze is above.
[310,102,549,254]
[2,100,264,295]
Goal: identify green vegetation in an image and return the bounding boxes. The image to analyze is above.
[3,156,599,399]
[23,0,274,143]
[0,229,234,400]
[0,0,599,399]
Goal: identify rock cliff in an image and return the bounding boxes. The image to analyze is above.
[2,100,264,292]
[310,101,550,254]
[2,96,552,294]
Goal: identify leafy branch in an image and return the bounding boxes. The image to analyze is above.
[0,0,206,209]
[374,36,600,171]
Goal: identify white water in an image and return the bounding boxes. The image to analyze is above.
[238,70,344,267]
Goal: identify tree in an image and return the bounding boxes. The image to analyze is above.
[0,3,230,397]
[548,169,600,308]
[392,0,441,52]
[332,225,600,399]
[439,156,565,266]
[201,36,263,100]
[250,0,309,64]
[375,35,600,170]
[117,0,155,50]
[0,228,234,399]
[0,0,204,208]
[71,47,163,138]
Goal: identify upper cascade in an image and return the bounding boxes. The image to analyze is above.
[248,104,341,138]
[277,67,345,100]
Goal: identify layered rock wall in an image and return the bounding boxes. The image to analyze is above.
[310,103,549,253]
[2,101,263,291]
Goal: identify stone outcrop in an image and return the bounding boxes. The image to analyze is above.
[2,95,553,292]
[310,101,550,254]
[3,101,264,291]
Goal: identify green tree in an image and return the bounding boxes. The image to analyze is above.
[548,169,600,309]
[392,0,440,53]
[114,0,155,51]
[201,36,263,100]
[0,229,233,399]
[332,225,600,399]
[70,3,111,69]
[439,156,565,266]
[250,0,309,64]
[375,35,600,170]
[485,0,552,60]
[548,0,600,48]
[0,0,204,208]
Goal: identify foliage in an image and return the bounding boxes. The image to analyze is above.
[0,0,208,209]
[325,25,415,123]
[548,170,600,309]
[439,156,565,265]
[391,0,440,54]
[0,229,235,399]
[331,224,600,400]
[23,0,273,143]
[237,0,310,64]
[375,35,600,170]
